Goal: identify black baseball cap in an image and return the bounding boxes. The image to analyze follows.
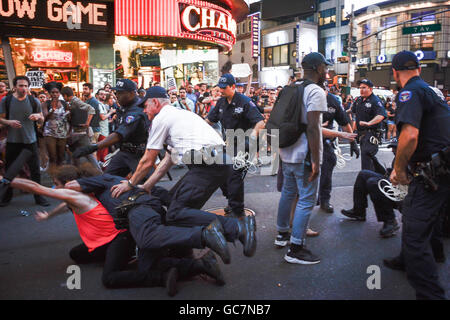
[357,79,374,88]
[392,50,420,71]
[218,73,236,88]
[302,52,333,70]
[111,79,137,92]
[143,86,170,101]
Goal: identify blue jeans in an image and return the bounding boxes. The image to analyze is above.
[276,162,319,245]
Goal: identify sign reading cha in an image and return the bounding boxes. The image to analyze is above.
[180,4,236,39]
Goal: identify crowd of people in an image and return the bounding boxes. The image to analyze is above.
[0,49,449,300]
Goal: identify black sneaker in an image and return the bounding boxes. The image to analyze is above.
[379,220,400,238]
[341,208,366,221]
[284,247,320,265]
[274,232,290,248]
[383,256,405,271]
[320,202,334,214]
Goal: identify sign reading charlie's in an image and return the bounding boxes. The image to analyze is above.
[0,0,113,32]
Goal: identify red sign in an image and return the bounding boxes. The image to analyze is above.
[32,50,73,63]
[115,0,237,51]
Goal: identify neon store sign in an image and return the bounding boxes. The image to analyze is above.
[32,50,73,63]
[115,0,237,51]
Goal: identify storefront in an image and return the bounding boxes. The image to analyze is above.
[114,0,248,88]
[0,0,114,92]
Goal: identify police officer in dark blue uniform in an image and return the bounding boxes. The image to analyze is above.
[384,51,450,300]
[206,74,265,217]
[73,79,150,178]
[352,79,387,172]
[318,89,359,213]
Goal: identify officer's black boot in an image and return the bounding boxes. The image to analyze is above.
[379,219,400,238]
[237,215,257,257]
[162,267,178,297]
[191,251,225,286]
[201,219,231,264]
[340,208,366,221]
[383,255,405,271]
[320,202,334,214]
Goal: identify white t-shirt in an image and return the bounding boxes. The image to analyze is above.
[279,82,327,164]
[146,105,225,163]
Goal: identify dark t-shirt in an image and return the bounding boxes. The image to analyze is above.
[395,76,450,163]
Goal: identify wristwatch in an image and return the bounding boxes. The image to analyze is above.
[127,180,135,188]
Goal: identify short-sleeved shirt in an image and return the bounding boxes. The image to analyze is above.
[98,103,109,137]
[43,102,70,138]
[323,93,349,130]
[395,76,450,163]
[280,82,327,164]
[0,95,41,144]
[386,104,395,121]
[114,97,149,146]
[146,105,225,163]
[76,174,167,217]
[172,97,195,112]
[351,93,386,131]
[207,92,264,133]
[86,97,101,129]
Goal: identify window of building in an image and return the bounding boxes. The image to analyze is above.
[265,44,289,66]
[361,23,371,56]
[410,11,436,51]
[241,42,245,53]
[319,8,336,29]
[249,21,252,34]
[380,16,398,55]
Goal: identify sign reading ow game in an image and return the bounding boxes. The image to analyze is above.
[115,0,237,51]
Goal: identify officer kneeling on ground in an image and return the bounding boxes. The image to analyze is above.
[383,50,450,300]
[109,86,257,262]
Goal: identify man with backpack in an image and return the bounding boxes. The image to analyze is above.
[0,76,49,207]
[270,53,330,265]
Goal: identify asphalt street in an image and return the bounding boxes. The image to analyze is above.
[0,145,448,300]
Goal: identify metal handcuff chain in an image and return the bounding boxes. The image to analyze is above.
[232,151,259,175]
[378,179,409,202]
[334,142,352,169]
[102,148,121,168]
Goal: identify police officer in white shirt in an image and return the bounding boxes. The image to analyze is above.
[110,86,257,261]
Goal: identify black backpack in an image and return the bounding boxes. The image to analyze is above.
[266,80,314,148]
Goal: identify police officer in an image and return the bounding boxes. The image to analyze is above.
[341,142,400,237]
[73,79,150,178]
[318,89,358,213]
[352,79,387,172]
[205,74,265,217]
[384,50,450,300]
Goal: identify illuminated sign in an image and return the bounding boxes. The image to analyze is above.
[377,54,386,63]
[0,0,112,32]
[115,0,237,51]
[250,13,260,59]
[32,50,73,62]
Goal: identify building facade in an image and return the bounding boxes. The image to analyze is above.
[353,0,450,91]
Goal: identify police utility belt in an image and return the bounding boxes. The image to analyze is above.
[113,191,148,229]
[359,128,383,145]
[409,146,450,192]
[120,142,146,155]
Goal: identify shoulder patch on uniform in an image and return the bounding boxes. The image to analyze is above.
[125,115,135,124]
[399,91,412,102]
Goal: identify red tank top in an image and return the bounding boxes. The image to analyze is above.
[72,199,126,252]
